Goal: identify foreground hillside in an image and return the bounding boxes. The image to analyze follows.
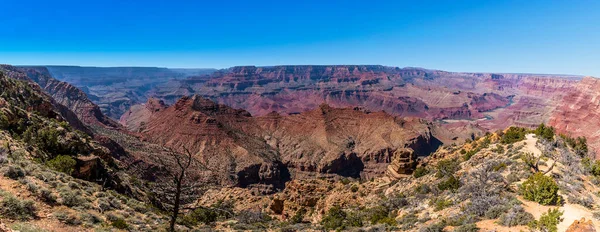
[190,126,600,231]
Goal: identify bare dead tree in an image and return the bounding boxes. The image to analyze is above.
[154,147,207,232]
[522,140,558,174]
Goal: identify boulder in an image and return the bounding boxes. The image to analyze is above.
[0,221,11,232]
[566,218,596,232]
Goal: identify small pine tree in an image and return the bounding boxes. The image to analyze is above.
[46,155,77,175]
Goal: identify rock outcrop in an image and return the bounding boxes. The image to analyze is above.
[386,148,417,178]
[566,218,596,232]
[0,222,11,232]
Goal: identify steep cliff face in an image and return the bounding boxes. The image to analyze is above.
[519,76,579,100]
[549,77,600,156]
[16,67,121,129]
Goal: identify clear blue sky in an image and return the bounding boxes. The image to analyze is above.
[1,0,599,76]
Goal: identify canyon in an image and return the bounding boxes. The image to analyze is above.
[41,64,600,165]
[2,64,600,231]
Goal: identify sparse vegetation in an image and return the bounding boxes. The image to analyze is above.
[321,206,348,230]
[497,204,534,227]
[3,165,25,179]
[111,218,130,229]
[463,148,480,161]
[438,175,460,191]
[413,166,429,178]
[432,197,453,211]
[454,223,479,232]
[0,194,37,220]
[436,159,460,178]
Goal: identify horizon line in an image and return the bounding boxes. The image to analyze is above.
[6,63,588,77]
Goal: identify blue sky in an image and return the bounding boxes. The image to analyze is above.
[0,0,599,76]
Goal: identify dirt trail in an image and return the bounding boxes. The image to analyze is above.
[522,133,541,156]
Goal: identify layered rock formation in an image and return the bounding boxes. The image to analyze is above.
[151,65,514,121]
[549,77,600,156]
[123,95,441,186]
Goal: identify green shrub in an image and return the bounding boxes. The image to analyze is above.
[421,222,446,232]
[181,207,219,226]
[350,185,359,193]
[340,178,351,185]
[574,136,588,156]
[492,144,505,154]
[38,188,57,203]
[501,127,528,144]
[432,198,453,211]
[53,209,81,225]
[436,159,460,178]
[484,205,509,219]
[415,183,431,194]
[582,157,600,176]
[321,206,347,230]
[398,213,418,230]
[529,208,563,232]
[519,172,560,205]
[80,212,103,225]
[111,218,129,229]
[454,223,479,232]
[25,182,38,194]
[438,175,460,192]
[0,112,9,129]
[345,211,364,227]
[59,190,84,207]
[413,166,429,178]
[3,165,25,179]
[46,155,76,175]
[10,223,48,232]
[0,195,37,220]
[534,124,555,141]
[463,148,479,161]
[290,208,307,223]
[367,206,395,225]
